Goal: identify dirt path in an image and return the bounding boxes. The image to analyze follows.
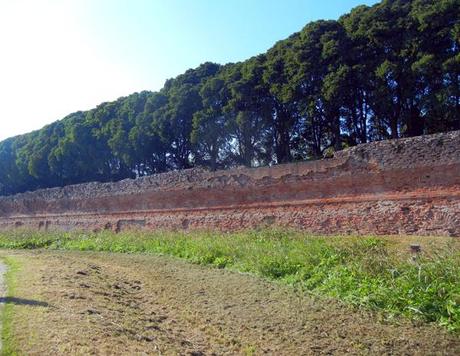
[1,250,459,355]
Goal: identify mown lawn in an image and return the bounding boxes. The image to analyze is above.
[0,229,459,332]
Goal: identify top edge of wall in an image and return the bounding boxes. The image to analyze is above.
[1,130,459,202]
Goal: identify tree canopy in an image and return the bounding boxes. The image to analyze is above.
[1,0,459,196]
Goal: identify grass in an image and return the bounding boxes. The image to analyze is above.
[1,256,20,356]
[0,229,459,332]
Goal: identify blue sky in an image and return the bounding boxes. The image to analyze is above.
[0,0,379,140]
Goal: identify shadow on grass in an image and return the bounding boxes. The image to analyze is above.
[0,297,49,307]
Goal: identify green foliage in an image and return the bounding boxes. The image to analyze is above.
[0,229,459,332]
[1,0,459,195]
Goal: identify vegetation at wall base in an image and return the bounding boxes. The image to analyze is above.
[0,229,459,333]
[0,0,459,196]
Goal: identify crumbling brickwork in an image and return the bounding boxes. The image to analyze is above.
[1,131,459,236]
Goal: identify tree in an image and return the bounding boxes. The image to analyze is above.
[192,75,233,170]
[225,58,274,166]
[1,0,459,196]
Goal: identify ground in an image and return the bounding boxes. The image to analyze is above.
[0,249,459,355]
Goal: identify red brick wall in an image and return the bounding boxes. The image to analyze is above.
[1,131,459,236]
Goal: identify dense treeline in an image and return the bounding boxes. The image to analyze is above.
[1,0,459,196]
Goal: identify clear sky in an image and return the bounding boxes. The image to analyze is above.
[0,0,379,141]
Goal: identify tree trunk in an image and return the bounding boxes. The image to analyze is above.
[274,108,292,164]
[406,104,423,137]
[332,115,341,151]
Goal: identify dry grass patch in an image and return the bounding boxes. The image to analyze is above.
[0,249,459,355]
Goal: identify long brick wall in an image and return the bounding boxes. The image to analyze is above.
[1,131,459,236]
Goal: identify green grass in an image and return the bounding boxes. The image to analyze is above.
[0,229,459,332]
[1,256,20,356]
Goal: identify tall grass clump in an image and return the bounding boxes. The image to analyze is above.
[0,228,458,331]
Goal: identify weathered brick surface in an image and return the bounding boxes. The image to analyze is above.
[0,131,459,236]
